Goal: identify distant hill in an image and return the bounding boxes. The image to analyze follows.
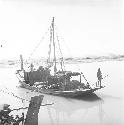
[0,54,124,68]
[64,54,124,63]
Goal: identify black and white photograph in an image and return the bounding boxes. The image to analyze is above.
[0,0,123,125]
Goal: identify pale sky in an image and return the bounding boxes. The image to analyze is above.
[0,0,123,59]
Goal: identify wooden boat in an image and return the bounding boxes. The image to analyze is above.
[16,17,105,98]
[17,79,104,98]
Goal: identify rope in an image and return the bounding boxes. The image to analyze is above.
[47,26,52,64]
[11,103,54,112]
[54,24,81,72]
[0,88,29,102]
[0,87,54,111]
[56,32,65,71]
[54,24,72,58]
[81,72,89,84]
[25,26,51,65]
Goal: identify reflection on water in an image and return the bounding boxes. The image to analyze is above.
[0,61,124,125]
[38,93,104,125]
[16,88,104,125]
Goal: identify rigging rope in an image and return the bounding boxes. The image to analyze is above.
[56,33,65,71]
[47,26,52,64]
[25,26,51,65]
[54,24,81,72]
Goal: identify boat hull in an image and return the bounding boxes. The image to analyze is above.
[18,80,104,98]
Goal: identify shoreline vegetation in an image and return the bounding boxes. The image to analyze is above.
[0,54,124,68]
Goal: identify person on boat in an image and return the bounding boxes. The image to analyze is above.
[86,82,91,89]
[97,68,102,87]
[30,63,34,72]
[14,113,25,125]
[0,105,12,124]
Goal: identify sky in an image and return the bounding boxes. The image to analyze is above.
[0,0,123,60]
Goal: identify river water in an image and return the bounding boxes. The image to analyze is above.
[0,60,124,125]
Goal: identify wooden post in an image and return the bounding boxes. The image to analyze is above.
[24,95,44,125]
[20,54,23,71]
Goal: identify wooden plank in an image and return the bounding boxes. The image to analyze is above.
[24,95,44,125]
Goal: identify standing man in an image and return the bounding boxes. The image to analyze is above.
[30,63,34,72]
[97,68,102,87]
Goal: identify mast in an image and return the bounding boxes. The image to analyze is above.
[52,17,57,75]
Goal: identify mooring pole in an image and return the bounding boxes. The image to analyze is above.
[24,95,44,125]
[20,54,23,71]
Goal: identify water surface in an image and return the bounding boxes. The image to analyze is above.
[0,60,124,125]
